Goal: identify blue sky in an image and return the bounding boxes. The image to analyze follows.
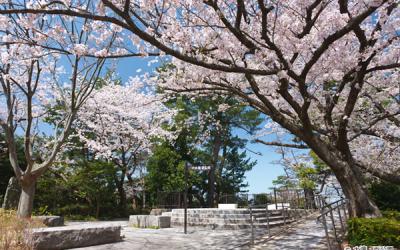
[113,57,287,194]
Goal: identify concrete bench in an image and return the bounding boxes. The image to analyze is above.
[129,215,171,228]
[31,225,121,249]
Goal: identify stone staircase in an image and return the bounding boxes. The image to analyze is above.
[163,208,304,230]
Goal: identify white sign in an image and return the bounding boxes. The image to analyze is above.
[189,165,211,171]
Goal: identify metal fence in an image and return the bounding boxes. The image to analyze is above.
[218,193,272,207]
[156,192,183,208]
[317,198,349,250]
[247,189,322,245]
[156,188,318,209]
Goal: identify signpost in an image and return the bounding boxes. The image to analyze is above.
[184,163,211,234]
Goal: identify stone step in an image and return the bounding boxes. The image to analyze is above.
[254,216,287,223]
[170,213,255,219]
[170,215,287,224]
[168,213,284,220]
[170,210,283,216]
[170,208,278,214]
[171,219,295,230]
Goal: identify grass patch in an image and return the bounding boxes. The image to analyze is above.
[0,209,45,250]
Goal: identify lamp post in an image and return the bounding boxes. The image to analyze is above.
[184,163,211,234]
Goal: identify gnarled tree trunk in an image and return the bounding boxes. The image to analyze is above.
[308,137,381,218]
[333,164,381,218]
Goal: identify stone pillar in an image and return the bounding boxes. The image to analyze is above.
[2,176,21,210]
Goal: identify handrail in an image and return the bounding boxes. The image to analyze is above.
[316,197,348,250]
[248,202,311,245]
[317,198,346,220]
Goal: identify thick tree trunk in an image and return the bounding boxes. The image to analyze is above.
[17,178,36,218]
[306,137,381,218]
[331,163,381,218]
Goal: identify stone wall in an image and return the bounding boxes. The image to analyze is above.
[129,215,171,228]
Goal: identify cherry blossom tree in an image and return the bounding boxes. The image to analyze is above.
[1,0,399,217]
[74,75,175,213]
[0,3,121,217]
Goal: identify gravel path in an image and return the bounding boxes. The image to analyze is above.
[70,216,327,250]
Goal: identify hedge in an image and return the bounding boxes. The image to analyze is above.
[347,216,400,247]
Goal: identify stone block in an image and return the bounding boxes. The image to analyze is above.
[31,225,121,250]
[34,216,64,227]
[129,215,171,228]
[2,177,21,210]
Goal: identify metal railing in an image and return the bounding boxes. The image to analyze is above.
[317,198,348,250]
[248,189,323,245]
[249,202,311,245]
[155,188,319,209]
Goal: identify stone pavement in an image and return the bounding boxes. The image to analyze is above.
[252,215,327,249]
[71,216,327,250]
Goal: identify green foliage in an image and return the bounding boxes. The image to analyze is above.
[146,93,261,207]
[272,175,296,189]
[33,206,53,216]
[64,214,97,221]
[382,210,400,221]
[253,193,270,205]
[272,151,333,191]
[146,143,186,193]
[296,164,318,190]
[218,145,256,194]
[187,96,260,199]
[347,217,400,247]
[35,160,120,219]
[369,181,400,211]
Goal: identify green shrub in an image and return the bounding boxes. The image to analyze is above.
[382,210,400,221]
[64,214,97,221]
[347,217,400,247]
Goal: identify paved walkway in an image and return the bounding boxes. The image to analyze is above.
[72,216,327,250]
[252,216,327,249]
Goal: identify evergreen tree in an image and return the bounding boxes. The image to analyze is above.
[146,94,263,207]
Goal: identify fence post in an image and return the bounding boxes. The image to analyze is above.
[321,212,332,250]
[266,204,270,237]
[329,209,339,245]
[184,163,188,234]
[337,202,345,235]
[250,206,254,245]
[283,208,287,227]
